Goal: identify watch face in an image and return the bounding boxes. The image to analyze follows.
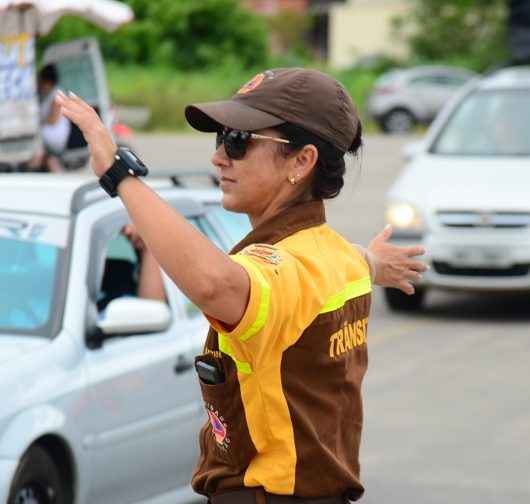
[120,148,148,176]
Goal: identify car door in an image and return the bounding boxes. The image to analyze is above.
[42,37,111,128]
[83,205,206,504]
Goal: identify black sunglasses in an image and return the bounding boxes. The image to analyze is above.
[216,128,290,160]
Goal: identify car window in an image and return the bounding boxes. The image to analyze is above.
[431,89,530,156]
[97,232,141,313]
[0,213,68,337]
[54,53,99,104]
[435,74,469,87]
[207,206,251,248]
[178,211,250,319]
[409,75,441,86]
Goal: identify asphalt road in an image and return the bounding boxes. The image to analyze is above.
[132,133,530,504]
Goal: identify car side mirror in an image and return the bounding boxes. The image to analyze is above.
[89,298,171,348]
[402,140,425,162]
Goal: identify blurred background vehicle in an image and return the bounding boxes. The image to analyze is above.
[0,0,134,173]
[383,66,530,311]
[367,65,477,134]
[0,173,250,504]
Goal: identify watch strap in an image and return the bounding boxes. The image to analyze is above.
[99,149,145,197]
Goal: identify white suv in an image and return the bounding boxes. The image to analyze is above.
[0,174,250,503]
[384,67,530,310]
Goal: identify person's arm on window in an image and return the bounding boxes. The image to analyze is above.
[122,224,166,302]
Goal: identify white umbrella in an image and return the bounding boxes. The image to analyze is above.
[0,0,134,34]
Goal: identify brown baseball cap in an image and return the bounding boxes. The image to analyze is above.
[185,68,360,153]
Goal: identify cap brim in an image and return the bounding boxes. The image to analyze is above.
[185,100,284,132]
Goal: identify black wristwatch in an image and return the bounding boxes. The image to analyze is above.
[99,147,149,197]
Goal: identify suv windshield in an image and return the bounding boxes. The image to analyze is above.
[431,89,530,156]
[0,213,68,338]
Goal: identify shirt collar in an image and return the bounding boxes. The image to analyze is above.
[231,200,326,254]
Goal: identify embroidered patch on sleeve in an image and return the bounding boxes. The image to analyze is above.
[240,244,282,265]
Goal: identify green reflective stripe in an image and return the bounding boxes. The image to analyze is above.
[231,255,271,342]
[218,333,252,374]
[320,276,372,314]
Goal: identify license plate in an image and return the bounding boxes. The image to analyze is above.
[449,246,510,268]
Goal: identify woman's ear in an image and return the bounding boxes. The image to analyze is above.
[293,144,319,182]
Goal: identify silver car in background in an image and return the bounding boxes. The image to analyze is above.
[383,66,530,311]
[368,65,477,133]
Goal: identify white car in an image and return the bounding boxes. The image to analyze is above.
[0,173,250,503]
[384,66,530,310]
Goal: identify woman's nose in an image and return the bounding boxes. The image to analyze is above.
[212,144,230,169]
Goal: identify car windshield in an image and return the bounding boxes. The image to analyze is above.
[431,89,530,156]
[0,213,69,338]
[207,205,251,247]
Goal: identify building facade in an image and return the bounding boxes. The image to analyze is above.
[329,0,411,69]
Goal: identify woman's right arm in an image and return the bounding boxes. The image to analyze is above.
[56,91,251,327]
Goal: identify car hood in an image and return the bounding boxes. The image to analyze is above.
[0,335,49,366]
[388,154,530,211]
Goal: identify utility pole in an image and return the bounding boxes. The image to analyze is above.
[509,0,530,64]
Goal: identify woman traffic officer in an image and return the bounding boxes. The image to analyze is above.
[56,68,426,504]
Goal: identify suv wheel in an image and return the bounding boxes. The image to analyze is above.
[381,108,416,134]
[8,446,66,504]
[384,287,425,311]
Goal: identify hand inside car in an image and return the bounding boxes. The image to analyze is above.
[55,90,117,177]
[122,223,147,257]
[368,225,427,295]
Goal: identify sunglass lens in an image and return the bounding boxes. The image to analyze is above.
[221,130,248,160]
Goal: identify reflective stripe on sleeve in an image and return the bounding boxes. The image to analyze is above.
[231,255,271,342]
[319,276,372,314]
[218,333,252,374]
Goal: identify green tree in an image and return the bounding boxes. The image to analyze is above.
[393,0,509,71]
[39,0,269,70]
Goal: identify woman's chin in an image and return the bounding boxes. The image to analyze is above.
[221,194,244,213]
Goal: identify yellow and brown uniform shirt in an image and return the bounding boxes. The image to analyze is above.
[193,200,371,500]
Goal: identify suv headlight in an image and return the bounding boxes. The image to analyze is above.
[385,202,424,231]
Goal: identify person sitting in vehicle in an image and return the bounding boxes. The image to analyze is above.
[97,223,167,313]
[26,64,70,172]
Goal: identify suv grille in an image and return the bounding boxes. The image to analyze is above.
[437,211,530,229]
[433,261,530,277]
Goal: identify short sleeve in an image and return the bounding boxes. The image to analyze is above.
[206,243,324,354]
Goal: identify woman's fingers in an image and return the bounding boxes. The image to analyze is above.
[407,259,429,273]
[56,91,101,133]
[55,90,117,177]
[397,280,415,295]
[404,245,426,258]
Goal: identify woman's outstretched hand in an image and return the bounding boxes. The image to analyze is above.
[55,90,117,177]
[368,225,428,295]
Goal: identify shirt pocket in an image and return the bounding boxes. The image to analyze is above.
[195,355,257,472]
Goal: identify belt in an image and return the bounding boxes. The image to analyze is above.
[209,488,347,504]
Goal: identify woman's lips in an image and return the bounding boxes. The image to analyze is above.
[220,176,236,186]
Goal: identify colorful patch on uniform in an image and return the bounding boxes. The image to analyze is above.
[241,244,282,265]
[205,403,230,450]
